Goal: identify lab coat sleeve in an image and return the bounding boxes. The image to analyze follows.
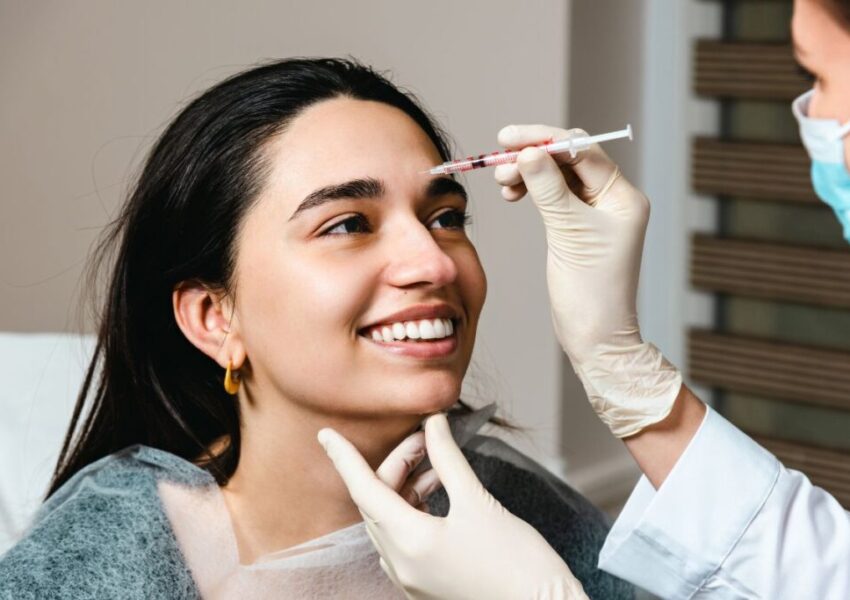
[597,405,850,599]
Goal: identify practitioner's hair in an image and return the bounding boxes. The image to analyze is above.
[822,0,850,29]
[47,58,473,497]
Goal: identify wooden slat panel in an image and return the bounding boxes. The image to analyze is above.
[694,40,811,99]
[689,329,850,411]
[751,434,850,509]
[692,137,818,203]
[691,234,850,308]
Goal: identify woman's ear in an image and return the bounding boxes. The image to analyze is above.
[172,281,246,370]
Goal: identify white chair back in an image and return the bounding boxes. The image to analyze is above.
[0,332,95,555]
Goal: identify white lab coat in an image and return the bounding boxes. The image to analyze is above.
[597,405,850,599]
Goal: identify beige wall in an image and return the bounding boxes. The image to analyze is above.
[561,0,647,502]
[0,1,572,466]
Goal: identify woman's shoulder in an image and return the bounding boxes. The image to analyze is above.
[27,444,213,532]
[428,434,635,600]
[0,445,202,599]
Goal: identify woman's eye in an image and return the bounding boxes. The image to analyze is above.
[319,209,472,237]
[321,214,371,236]
[431,209,473,230]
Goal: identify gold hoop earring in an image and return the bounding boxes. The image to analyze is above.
[224,359,241,395]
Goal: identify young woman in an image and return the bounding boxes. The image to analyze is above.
[0,58,632,599]
[321,0,850,598]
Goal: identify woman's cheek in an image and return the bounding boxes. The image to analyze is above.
[457,245,487,316]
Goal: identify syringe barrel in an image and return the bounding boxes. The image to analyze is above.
[429,125,632,175]
[440,150,520,174]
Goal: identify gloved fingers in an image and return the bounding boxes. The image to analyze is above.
[498,123,565,151]
[495,163,528,202]
[318,427,417,526]
[501,184,527,202]
[499,124,590,168]
[566,143,622,203]
[499,124,624,204]
[375,430,426,492]
[516,147,575,210]
[494,163,522,187]
[399,466,443,507]
[423,413,487,509]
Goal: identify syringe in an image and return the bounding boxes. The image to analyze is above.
[425,124,633,176]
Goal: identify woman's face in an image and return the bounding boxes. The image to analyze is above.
[792,0,850,168]
[232,97,486,418]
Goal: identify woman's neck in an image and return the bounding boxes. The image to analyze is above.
[219,395,422,565]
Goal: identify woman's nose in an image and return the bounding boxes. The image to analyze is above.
[384,222,459,289]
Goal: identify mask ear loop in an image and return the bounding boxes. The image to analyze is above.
[835,120,850,140]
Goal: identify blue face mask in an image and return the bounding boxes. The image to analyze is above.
[792,89,850,241]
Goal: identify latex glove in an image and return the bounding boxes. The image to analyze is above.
[317,413,588,600]
[495,125,682,438]
[373,428,442,511]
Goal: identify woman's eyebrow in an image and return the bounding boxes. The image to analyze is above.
[427,176,468,203]
[289,177,385,221]
[288,175,467,222]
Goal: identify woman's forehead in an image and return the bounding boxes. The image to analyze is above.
[261,98,443,205]
[278,98,439,165]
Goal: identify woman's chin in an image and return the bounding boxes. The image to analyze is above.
[389,389,461,416]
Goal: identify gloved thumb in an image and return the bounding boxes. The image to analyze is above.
[423,413,489,510]
[516,146,574,217]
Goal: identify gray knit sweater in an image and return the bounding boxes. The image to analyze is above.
[0,439,633,599]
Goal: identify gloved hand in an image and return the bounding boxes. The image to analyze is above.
[318,413,588,600]
[495,125,682,438]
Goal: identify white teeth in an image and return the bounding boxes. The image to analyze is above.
[419,320,436,339]
[433,319,446,338]
[365,318,456,342]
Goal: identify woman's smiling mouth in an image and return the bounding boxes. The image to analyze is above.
[358,317,459,359]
